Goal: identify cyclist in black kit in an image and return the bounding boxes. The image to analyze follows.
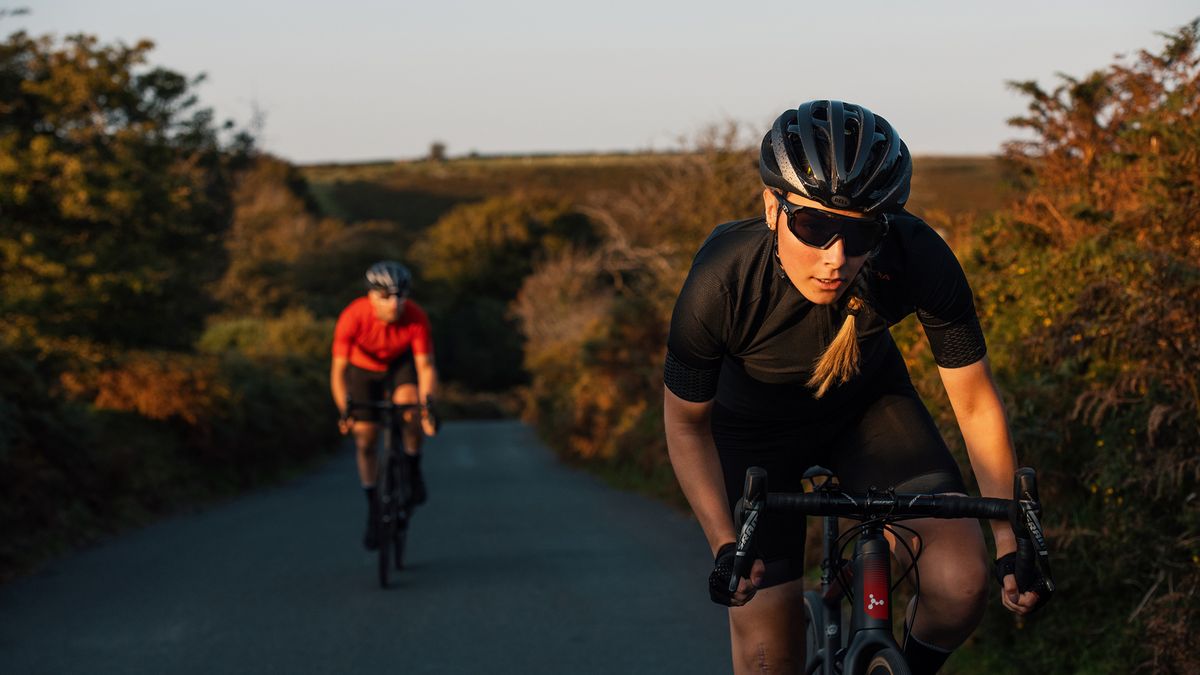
[663,100,1046,675]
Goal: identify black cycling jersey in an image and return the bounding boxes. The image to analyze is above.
[664,211,986,417]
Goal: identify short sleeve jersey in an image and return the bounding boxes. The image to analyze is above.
[332,297,432,373]
[664,212,986,417]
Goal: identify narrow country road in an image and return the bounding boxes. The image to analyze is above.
[0,420,730,674]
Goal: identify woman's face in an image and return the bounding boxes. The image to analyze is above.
[764,189,870,305]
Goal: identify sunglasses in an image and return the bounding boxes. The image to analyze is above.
[774,192,889,257]
[369,288,408,301]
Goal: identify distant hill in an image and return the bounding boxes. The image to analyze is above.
[300,153,1012,234]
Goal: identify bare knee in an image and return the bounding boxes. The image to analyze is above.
[353,425,378,454]
[902,519,988,643]
[913,555,988,643]
[728,580,805,674]
[731,640,800,674]
[933,554,987,608]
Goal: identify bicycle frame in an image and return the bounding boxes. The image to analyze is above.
[730,466,1054,675]
[807,516,902,675]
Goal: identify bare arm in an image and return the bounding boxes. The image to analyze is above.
[330,355,350,415]
[939,356,1039,614]
[331,356,355,435]
[938,357,1015,551]
[665,388,765,603]
[414,352,438,404]
[414,352,439,436]
[663,389,734,555]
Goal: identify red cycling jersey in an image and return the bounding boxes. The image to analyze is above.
[332,297,432,372]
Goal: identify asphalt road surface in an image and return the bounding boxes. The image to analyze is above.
[0,420,731,674]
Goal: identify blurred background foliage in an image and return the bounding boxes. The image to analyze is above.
[0,31,339,580]
[4,16,1197,673]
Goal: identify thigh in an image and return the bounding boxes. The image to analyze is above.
[392,383,419,404]
[346,365,389,422]
[391,350,417,387]
[392,383,420,425]
[830,392,965,495]
[712,404,823,588]
[389,352,418,426]
[888,517,986,577]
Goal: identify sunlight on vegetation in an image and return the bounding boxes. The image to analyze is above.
[3,15,1197,673]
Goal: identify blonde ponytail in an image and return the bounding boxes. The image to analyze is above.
[808,273,870,398]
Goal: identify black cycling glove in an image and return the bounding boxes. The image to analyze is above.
[993,552,1053,612]
[709,542,739,606]
[423,396,441,433]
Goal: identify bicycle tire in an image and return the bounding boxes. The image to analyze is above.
[864,647,910,675]
[393,513,407,570]
[377,461,399,588]
[377,507,395,587]
[395,450,414,571]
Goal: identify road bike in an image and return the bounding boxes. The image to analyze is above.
[729,466,1054,675]
[345,398,428,589]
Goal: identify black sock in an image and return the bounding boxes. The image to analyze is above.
[364,486,378,512]
[903,634,952,675]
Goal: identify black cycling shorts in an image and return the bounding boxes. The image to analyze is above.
[714,389,965,588]
[345,352,417,422]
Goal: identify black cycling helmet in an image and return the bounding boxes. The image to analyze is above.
[760,100,912,214]
[365,261,412,296]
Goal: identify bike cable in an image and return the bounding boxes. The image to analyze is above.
[834,518,887,603]
[884,520,924,651]
[831,517,926,652]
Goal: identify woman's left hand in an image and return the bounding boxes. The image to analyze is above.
[999,573,1042,615]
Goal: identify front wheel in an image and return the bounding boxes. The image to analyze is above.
[377,462,400,588]
[393,508,408,570]
[864,647,910,675]
[377,501,396,587]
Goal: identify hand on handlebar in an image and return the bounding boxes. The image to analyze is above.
[709,543,766,607]
[714,466,769,606]
[1000,468,1055,614]
[420,398,440,437]
[994,551,1053,615]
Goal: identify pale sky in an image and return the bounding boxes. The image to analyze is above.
[13,1,1197,163]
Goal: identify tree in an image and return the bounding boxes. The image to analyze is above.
[0,31,252,351]
[968,18,1200,673]
[428,140,447,162]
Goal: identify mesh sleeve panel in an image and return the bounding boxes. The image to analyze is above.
[664,350,719,403]
[919,310,987,368]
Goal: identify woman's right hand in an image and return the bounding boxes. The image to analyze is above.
[709,543,766,607]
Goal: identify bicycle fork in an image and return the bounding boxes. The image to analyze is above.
[812,513,845,675]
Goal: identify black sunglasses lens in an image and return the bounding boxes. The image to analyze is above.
[786,210,884,256]
[841,222,885,256]
[787,217,839,249]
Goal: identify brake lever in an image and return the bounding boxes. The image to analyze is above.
[729,467,767,593]
[1018,491,1056,593]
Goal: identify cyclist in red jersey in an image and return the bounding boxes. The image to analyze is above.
[330,261,439,550]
